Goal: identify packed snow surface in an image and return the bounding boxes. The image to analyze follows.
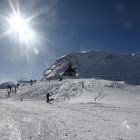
[0,78,140,140]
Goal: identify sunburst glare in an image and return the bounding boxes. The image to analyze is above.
[0,0,47,60]
[9,15,28,33]
[8,14,35,45]
[0,0,45,49]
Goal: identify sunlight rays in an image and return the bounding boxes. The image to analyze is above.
[0,0,49,61]
[0,0,54,63]
[0,0,44,47]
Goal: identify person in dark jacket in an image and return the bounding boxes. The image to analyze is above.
[30,79,33,86]
[7,85,12,97]
[46,93,50,103]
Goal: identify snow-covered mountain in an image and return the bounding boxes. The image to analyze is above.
[42,50,140,85]
[0,50,140,139]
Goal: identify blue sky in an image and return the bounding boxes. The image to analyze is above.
[0,0,140,82]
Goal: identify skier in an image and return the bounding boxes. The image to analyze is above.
[7,85,12,97]
[46,93,50,103]
[30,79,33,86]
[14,86,17,94]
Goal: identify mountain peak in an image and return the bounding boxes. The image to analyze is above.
[42,50,140,85]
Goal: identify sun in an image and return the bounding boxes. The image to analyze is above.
[7,14,36,45]
[8,15,31,42]
[9,15,28,33]
[0,0,46,60]
[0,0,44,55]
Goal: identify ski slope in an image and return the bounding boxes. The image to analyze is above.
[0,78,140,140]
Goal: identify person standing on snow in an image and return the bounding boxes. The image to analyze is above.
[46,93,50,103]
[7,85,11,97]
[30,79,33,86]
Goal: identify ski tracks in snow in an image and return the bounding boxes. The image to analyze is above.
[0,101,77,140]
[0,106,21,140]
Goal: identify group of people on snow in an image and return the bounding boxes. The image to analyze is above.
[6,79,53,103]
[6,79,35,98]
[7,84,18,97]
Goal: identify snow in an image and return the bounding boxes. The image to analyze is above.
[0,78,140,140]
[42,51,140,85]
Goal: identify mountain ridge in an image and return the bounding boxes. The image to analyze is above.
[42,50,140,85]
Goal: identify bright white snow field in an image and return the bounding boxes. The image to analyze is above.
[0,78,140,140]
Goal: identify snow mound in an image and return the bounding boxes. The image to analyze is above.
[1,78,138,108]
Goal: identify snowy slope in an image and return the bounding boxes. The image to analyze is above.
[1,78,139,107]
[0,78,140,140]
[42,51,140,85]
